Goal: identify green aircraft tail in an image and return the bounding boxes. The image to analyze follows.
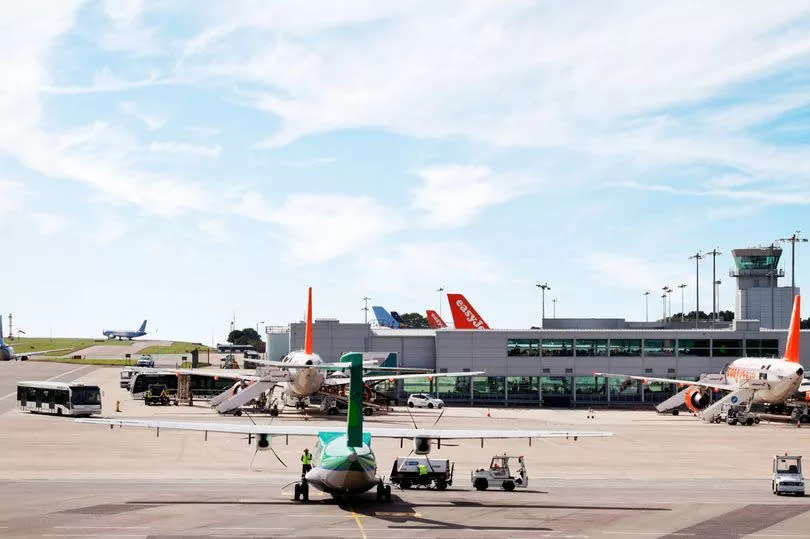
[342,352,364,447]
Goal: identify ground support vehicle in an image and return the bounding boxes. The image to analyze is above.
[389,457,454,490]
[144,384,171,406]
[471,455,528,491]
[773,455,805,496]
[17,381,101,416]
[407,393,444,409]
[136,355,155,368]
[714,403,760,425]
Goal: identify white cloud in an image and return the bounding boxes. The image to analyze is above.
[120,101,166,130]
[148,141,222,158]
[584,251,690,296]
[0,179,25,212]
[198,218,228,242]
[31,212,69,236]
[412,165,531,227]
[270,194,398,263]
[188,126,221,138]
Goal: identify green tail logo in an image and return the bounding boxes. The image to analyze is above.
[343,352,364,447]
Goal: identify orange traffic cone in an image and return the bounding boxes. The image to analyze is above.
[797,420,801,428]
[486,409,491,417]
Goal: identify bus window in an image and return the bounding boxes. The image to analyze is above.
[71,387,101,406]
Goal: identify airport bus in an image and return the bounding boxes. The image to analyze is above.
[129,372,234,399]
[16,381,102,416]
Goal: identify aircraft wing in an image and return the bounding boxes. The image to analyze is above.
[594,372,735,391]
[76,418,611,440]
[18,348,70,358]
[322,371,485,386]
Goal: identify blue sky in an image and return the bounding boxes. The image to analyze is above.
[4,1,810,343]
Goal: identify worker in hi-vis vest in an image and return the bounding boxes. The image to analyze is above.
[418,463,428,479]
[301,449,313,475]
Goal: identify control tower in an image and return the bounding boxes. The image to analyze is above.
[730,246,796,328]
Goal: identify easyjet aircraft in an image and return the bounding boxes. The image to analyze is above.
[447,293,490,329]
[426,310,447,329]
[597,295,804,421]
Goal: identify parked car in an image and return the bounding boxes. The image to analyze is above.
[407,393,444,409]
[136,355,155,368]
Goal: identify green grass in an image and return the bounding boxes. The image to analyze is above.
[5,337,128,356]
[29,357,134,366]
[138,342,211,355]
[178,361,212,368]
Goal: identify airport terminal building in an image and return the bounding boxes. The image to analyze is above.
[267,246,809,407]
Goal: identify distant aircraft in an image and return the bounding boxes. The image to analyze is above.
[390,311,408,327]
[0,316,67,360]
[426,310,447,329]
[79,352,612,501]
[371,306,399,328]
[103,320,148,340]
[597,295,805,422]
[447,293,490,329]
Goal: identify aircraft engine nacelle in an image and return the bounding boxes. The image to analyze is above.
[413,437,432,455]
[0,346,13,361]
[256,433,271,451]
[684,386,710,413]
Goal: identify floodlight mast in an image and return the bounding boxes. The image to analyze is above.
[436,287,444,318]
[536,283,551,328]
[705,248,722,328]
[777,232,807,299]
[643,291,650,322]
[678,283,687,322]
[688,251,704,328]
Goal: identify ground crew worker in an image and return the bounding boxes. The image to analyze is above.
[301,449,313,475]
[418,463,428,484]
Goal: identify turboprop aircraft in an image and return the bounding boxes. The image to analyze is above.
[597,295,805,422]
[161,287,482,416]
[79,352,612,501]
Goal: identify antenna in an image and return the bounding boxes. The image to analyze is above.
[362,296,371,325]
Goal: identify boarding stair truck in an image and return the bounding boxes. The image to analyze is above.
[773,455,805,496]
[214,380,275,416]
[390,456,454,490]
[656,373,726,415]
[471,455,528,491]
[699,387,758,424]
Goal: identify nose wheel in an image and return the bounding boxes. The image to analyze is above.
[375,479,392,502]
[294,478,309,502]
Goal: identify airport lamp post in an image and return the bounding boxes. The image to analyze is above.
[643,291,650,322]
[705,248,722,328]
[714,280,722,323]
[661,293,667,322]
[552,298,557,318]
[536,283,551,328]
[436,287,444,318]
[767,270,777,328]
[689,251,704,328]
[362,297,371,324]
[778,231,807,299]
[678,283,687,323]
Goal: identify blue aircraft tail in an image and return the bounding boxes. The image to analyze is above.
[390,311,408,328]
[138,320,147,333]
[372,306,399,328]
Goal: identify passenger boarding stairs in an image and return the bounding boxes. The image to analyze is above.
[213,381,275,414]
[699,385,762,423]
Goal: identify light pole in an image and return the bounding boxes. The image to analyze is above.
[678,283,687,322]
[777,231,807,299]
[362,297,371,324]
[552,298,557,318]
[688,251,704,328]
[643,291,650,322]
[661,293,667,322]
[662,286,671,322]
[714,280,722,321]
[705,248,722,328]
[436,288,444,318]
[536,283,551,328]
[256,320,264,333]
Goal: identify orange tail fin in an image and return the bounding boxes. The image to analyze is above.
[305,287,313,355]
[447,293,490,329]
[784,295,801,363]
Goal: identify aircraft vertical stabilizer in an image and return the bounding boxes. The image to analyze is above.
[372,306,399,328]
[426,310,447,328]
[344,352,364,447]
[138,320,147,333]
[447,293,490,329]
[305,287,313,355]
[785,295,801,363]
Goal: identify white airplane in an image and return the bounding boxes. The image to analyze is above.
[172,287,482,415]
[79,352,612,501]
[0,316,68,360]
[596,295,804,421]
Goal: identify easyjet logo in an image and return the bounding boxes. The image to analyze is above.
[455,299,486,329]
[428,312,444,327]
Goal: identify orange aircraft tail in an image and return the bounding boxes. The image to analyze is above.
[784,295,801,363]
[305,287,313,355]
[447,293,490,330]
[426,310,447,329]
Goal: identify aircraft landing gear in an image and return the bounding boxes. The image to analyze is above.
[375,479,392,502]
[294,478,309,502]
[270,406,279,417]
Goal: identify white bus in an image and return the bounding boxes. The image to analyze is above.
[17,381,102,416]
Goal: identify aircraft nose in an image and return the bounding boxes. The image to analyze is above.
[797,367,804,376]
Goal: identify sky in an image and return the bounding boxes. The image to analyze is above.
[4,1,810,343]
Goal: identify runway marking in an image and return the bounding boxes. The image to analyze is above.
[604,534,694,536]
[209,528,292,531]
[0,365,94,401]
[348,503,368,539]
[53,527,149,530]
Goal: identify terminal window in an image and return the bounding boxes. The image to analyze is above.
[745,339,779,358]
[574,339,608,357]
[712,339,742,357]
[609,339,641,356]
[677,339,710,357]
[542,339,574,357]
[507,338,540,357]
[643,339,675,357]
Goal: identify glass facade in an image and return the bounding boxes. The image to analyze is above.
[609,339,641,356]
[575,376,606,402]
[677,339,710,356]
[507,338,540,357]
[541,376,571,406]
[712,339,742,357]
[575,339,608,357]
[507,376,539,402]
[746,339,780,358]
[644,339,675,356]
[436,376,470,401]
[608,377,640,401]
[735,254,779,270]
[473,376,505,401]
[542,339,574,357]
